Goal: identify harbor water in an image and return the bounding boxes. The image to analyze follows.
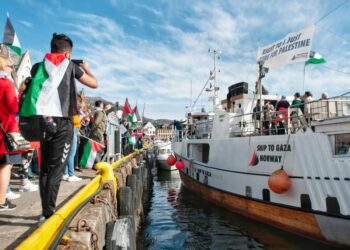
[137,166,342,250]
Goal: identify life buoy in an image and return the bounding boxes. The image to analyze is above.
[176,160,185,170]
[268,169,291,194]
[166,155,177,166]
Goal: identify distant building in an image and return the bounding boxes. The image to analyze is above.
[16,50,32,89]
[156,124,173,140]
[143,122,156,138]
[0,46,32,90]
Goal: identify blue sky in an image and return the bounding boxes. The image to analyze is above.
[1,0,350,119]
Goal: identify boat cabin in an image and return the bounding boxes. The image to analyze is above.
[177,82,350,156]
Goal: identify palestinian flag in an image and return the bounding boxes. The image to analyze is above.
[130,105,138,129]
[249,151,259,167]
[3,15,21,56]
[80,138,104,168]
[127,135,133,145]
[20,53,74,117]
[122,98,132,115]
[305,51,326,65]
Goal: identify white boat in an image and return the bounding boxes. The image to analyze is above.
[172,49,350,247]
[155,140,177,171]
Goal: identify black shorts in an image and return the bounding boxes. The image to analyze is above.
[0,154,23,165]
[0,154,7,165]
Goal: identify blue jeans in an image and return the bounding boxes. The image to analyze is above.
[64,128,79,176]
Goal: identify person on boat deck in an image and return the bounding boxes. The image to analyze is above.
[303,91,313,123]
[275,96,290,134]
[263,100,274,134]
[320,92,328,100]
[253,100,261,133]
[291,92,302,107]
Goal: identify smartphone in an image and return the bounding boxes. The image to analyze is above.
[72,59,84,65]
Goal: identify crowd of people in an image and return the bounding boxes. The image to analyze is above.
[253,90,328,135]
[0,34,146,225]
[0,33,145,221]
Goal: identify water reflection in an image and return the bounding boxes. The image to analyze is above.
[137,167,341,250]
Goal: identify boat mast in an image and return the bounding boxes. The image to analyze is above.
[191,49,221,112]
[208,48,221,110]
[257,60,269,135]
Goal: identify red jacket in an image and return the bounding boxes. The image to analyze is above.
[0,77,19,155]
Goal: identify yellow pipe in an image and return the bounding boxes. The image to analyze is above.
[110,151,138,169]
[16,175,102,250]
[17,151,142,250]
[95,162,117,194]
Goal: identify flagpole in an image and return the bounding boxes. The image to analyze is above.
[302,64,306,93]
[78,134,105,147]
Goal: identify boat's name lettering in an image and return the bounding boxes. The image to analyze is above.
[259,155,282,163]
[195,168,211,176]
[257,144,291,152]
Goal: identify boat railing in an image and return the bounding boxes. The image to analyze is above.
[172,96,350,140]
[230,96,350,136]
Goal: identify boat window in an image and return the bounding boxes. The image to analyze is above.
[334,134,350,155]
[262,189,270,202]
[159,149,167,154]
[300,194,312,209]
[326,197,340,214]
[187,143,210,163]
[246,186,252,197]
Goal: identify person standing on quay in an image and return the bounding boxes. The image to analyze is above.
[90,100,107,163]
[0,55,18,211]
[30,33,98,223]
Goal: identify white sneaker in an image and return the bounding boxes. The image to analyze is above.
[19,181,39,192]
[68,175,82,182]
[38,215,46,226]
[62,174,69,181]
[6,191,21,200]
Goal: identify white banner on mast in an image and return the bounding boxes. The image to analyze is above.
[257,25,315,69]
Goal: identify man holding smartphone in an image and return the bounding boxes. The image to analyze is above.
[30,33,98,223]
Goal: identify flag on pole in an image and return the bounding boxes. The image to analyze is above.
[122,98,132,115]
[3,15,22,57]
[305,51,326,65]
[79,138,104,168]
[131,105,138,124]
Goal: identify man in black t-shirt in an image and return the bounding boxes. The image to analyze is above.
[33,33,98,223]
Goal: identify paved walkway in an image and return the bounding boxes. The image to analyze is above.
[0,169,97,250]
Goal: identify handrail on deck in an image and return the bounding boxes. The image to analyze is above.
[172,96,350,140]
[16,150,142,250]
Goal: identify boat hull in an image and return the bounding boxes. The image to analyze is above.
[180,171,349,246]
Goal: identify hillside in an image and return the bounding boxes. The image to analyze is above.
[85,96,173,127]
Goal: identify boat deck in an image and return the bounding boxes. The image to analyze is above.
[0,169,96,250]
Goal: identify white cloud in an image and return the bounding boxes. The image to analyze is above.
[134,3,162,17]
[54,1,350,119]
[127,15,143,26]
[19,20,33,28]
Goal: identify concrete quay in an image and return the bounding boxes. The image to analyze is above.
[0,169,96,250]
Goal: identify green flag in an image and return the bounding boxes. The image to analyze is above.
[3,15,22,57]
[305,51,326,65]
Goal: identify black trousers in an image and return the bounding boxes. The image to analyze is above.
[39,118,73,218]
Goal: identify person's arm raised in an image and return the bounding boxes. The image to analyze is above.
[78,61,98,89]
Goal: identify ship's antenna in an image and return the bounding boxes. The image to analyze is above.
[190,79,192,113]
[191,49,221,112]
[208,48,221,106]
[256,60,269,135]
